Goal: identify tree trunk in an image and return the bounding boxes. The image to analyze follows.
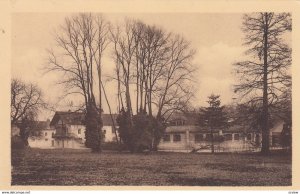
[261,13,270,155]
[101,81,119,144]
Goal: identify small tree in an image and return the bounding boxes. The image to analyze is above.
[18,113,35,146]
[199,94,228,153]
[11,79,46,147]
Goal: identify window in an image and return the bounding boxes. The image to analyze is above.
[78,129,81,134]
[45,138,48,141]
[224,134,232,141]
[176,120,185,126]
[272,134,281,146]
[51,140,54,147]
[234,134,240,140]
[173,134,181,142]
[246,133,252,141]
[103,130,106,134]
[195,134,204,142]
[52,132,55,138]
[45,132,47,136]
[163,134,171,142]
[169,120,186,126]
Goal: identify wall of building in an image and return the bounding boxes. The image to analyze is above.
[67,124,86,140]
[158,131,262,152]
[28,129,56,149]
[158,133,189,151]
[103,126,118,142]
[54,138,86,149]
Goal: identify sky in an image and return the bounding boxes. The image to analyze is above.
[12,13,247,120]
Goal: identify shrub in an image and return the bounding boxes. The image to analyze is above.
[117,110,166,152]
[11,136,26,150]
[84,101,103,152]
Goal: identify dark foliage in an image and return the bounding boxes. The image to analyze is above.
[117,109,166,152]
[11,136,26,150]
[17,113,37,147]
[84,101,103,152]
[281,123,291,150]
[198,94,228,153]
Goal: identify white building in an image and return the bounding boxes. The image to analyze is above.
[27,120,57,148]
[49,111,118,149]
[158,112,288,152]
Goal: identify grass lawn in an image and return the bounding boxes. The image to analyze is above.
[11,148,291,186]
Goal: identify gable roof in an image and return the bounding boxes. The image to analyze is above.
[32,120,51,131]
[167,112,199,126]
[50,111,118,127]
[50,111,85,126]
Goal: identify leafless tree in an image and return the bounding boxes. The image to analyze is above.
[110,19,196,150]
[11,78,45,124]
[110,20,137,125]
[234,12,291,154]
[46,14,110,107]
[111,19,196,119]
[155,34,196,120]
[11,78,46,145]
[45,13,111,152]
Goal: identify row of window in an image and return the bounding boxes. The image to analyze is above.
[163,133,253,142]
[78,129,107,134]
[169,120,186,126]
[163,134,181,142]
[44,128,113,136]
[44,132,55,137]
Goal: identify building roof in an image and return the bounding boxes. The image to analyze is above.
[167,111,199,126]
[32,120,51,131]
[50,111,118,127]
[12,120,51,131]
[102,113,118,126]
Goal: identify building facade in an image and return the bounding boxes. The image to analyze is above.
[158,112,285,152]
[49,111,118,149]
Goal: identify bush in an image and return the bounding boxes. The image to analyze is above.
[117,110,166,152]
[84,101,103,152]
[11,136,26,150]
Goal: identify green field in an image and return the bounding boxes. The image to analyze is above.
[11,148,291,186]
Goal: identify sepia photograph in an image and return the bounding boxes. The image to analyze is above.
[8,10,293,187]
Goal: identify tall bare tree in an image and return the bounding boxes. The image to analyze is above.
[46,13,110,152]
[111,19,196,150]
[234,13,291,154]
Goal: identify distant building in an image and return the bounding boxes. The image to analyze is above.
[158,112,287,152]
[28,120,56,148]
[48,111,118,149]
